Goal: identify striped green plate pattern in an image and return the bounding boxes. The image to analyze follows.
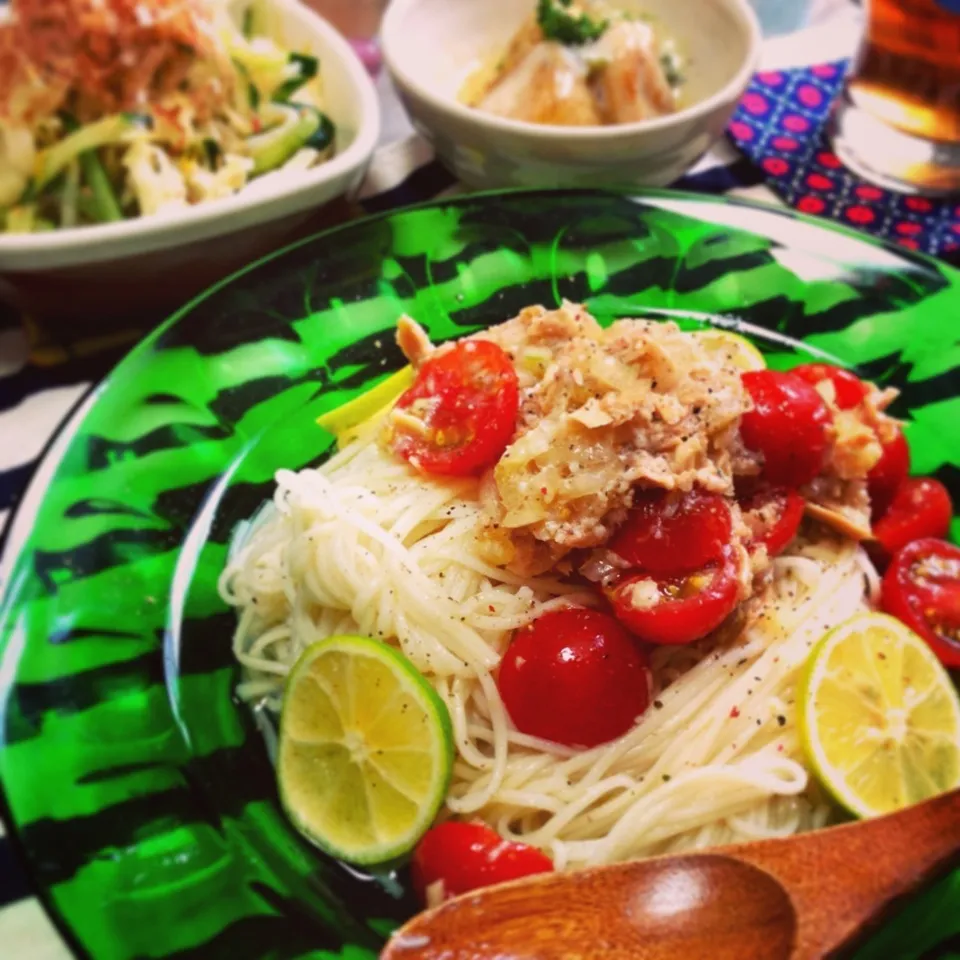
[1,190,959,960]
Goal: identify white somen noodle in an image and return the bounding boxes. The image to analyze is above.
[219,431,876,870]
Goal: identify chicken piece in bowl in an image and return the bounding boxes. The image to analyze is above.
[382,0,760,189]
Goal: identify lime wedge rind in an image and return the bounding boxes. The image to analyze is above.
[278,635,454,866]
[798,612,960,820]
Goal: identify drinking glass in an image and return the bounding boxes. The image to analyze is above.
[831,0,960,194]
[748,0,814,36]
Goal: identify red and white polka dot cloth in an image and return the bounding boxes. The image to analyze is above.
[727,61,960,258]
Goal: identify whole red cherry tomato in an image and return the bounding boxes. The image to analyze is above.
[498,609,651,748]
[791,363,869,410]
[873,477,953,560]
[740,370,831,487]
[609,490,732,577]
[389,340,519,476]
[868,426,910,520]
[411,821,553,904]
[608,548,741,646]
[737,483,805,558]
[881,538,960,668]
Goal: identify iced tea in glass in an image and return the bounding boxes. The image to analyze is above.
[831,0,960,194]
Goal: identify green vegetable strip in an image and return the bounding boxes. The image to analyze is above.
[79,150,124,223]
[34,114,136,189]
[247,106,321,174]
[60,159,81,228]
[303,109,336,154]
[242,0,263,39]
[273,53,319,103]
[232,61,261,110]
[76,193,100,222]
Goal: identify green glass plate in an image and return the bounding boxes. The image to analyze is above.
[2,189,960,960]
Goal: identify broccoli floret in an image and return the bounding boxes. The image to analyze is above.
[537,0,607,46]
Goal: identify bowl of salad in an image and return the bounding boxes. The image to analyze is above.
[0,0,379,319]
[382,0,760,189]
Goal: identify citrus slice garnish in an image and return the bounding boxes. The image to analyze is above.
[278,635,454,865]
[316,366,413,447]
[692,329,766,372]
[798,612,960,819]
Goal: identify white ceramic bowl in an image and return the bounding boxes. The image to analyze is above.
[0,0,380,289]
[382,0,761,189]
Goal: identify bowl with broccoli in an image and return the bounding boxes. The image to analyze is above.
[382,0,759,189]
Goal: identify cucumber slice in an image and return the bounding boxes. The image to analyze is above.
[247,105,321,175]
[273,53,320,103]
[35,114,142,190]
[79,150,124,223]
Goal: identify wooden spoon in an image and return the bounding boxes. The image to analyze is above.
[382,788,960,960]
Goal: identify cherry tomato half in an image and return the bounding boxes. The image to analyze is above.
[791,363,869,410]
[868,426,910,520]
[740,370,831,488]
[498,608,651,748]
[737,483,805,558]
[389,340,519,476]
[872,477,953,560]
[608,548,741,646]
[881,538,960,668]
[609,489,732,577]
[412,821,553,904]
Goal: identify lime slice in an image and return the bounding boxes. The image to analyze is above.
[692,329,766,372]
[278,635,454,864]
[316,366,413,447]
[798,612,960,819]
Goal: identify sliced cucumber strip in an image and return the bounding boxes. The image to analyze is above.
[35,114,143,190]
[247,105,321,175]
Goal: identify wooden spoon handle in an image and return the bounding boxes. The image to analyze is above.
[727,789,960,957]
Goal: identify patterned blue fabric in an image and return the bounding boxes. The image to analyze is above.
[727,60,960,257]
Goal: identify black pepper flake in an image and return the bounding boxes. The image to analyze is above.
[737,658,747,666]
[662,774,671,782]
[653,700,663,709]
[777,715,786,727]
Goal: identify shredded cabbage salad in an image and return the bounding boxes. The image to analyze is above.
[0,0,337,232]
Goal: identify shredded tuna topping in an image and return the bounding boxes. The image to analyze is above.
[392,303,902,576]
